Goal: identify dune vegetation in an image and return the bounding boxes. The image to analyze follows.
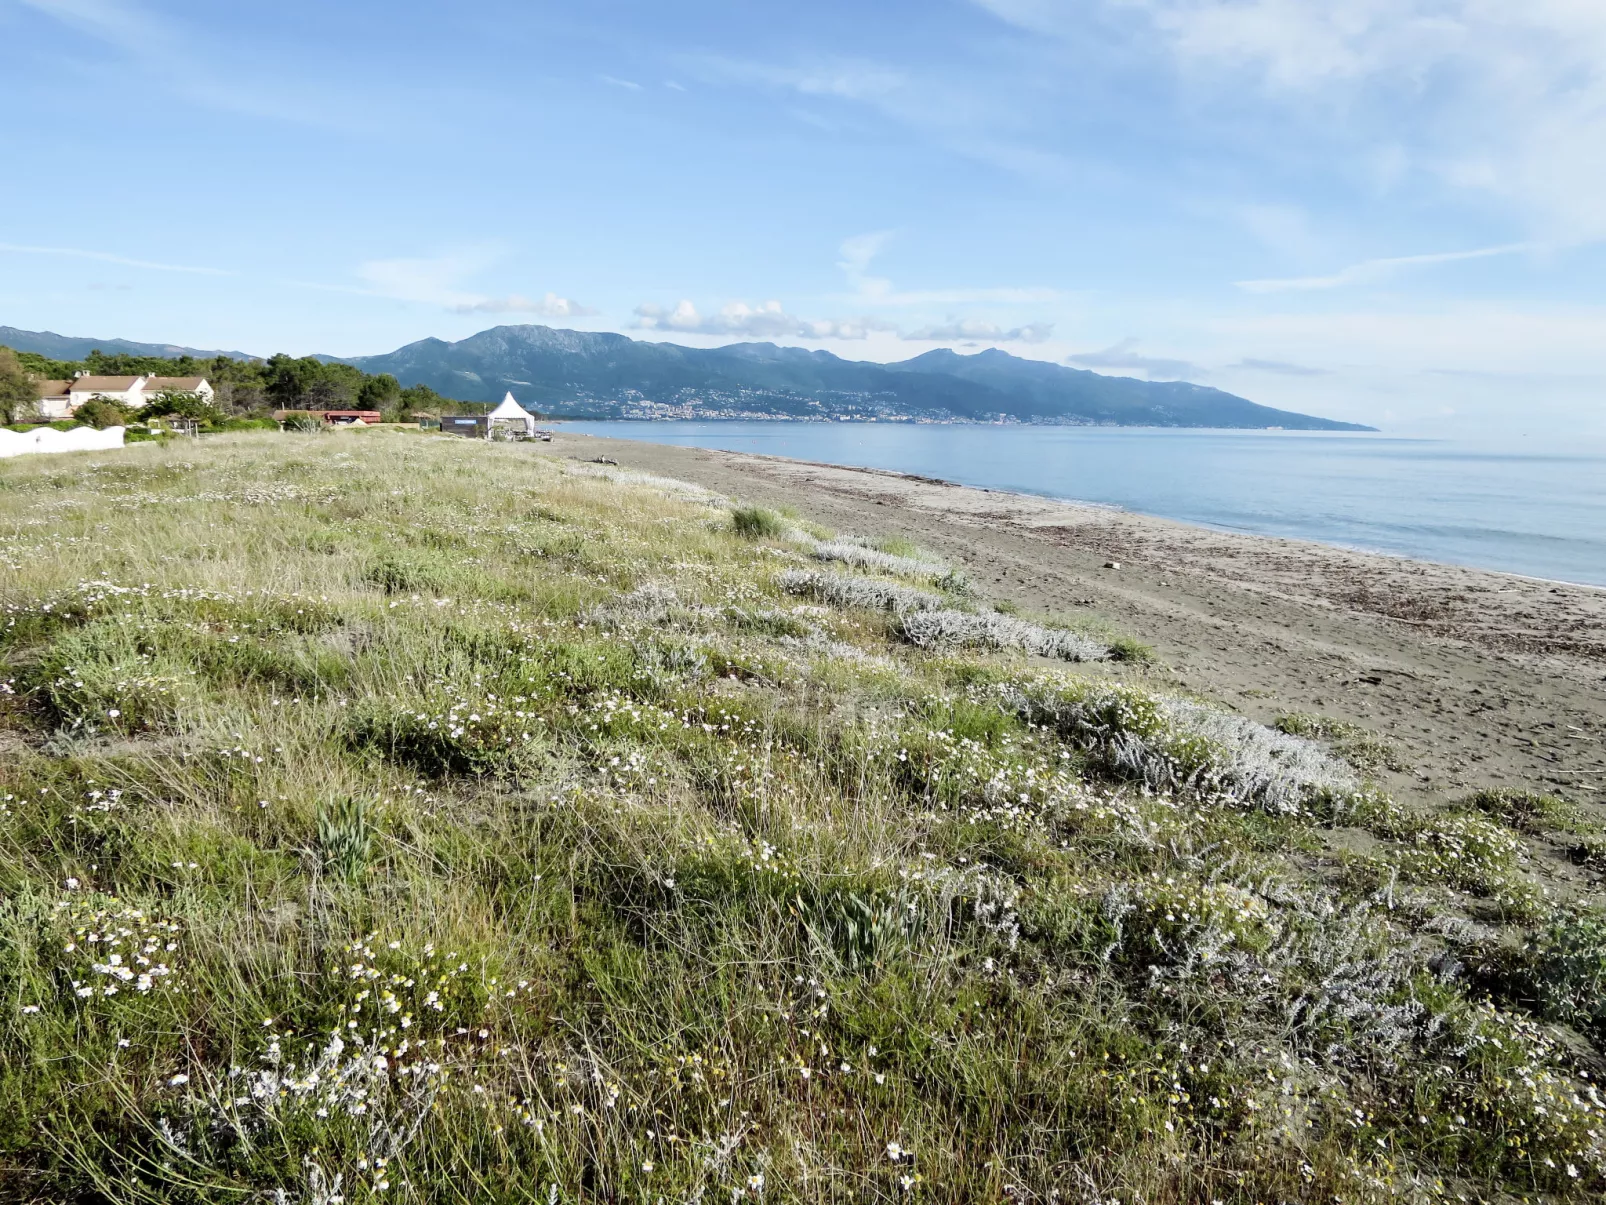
[1,431,1602,1203]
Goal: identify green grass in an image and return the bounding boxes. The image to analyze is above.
[0,431,1602,1204]
[731,505,787,539]
[1275,712,1405,773]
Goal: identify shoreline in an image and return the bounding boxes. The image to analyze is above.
[552,420,1606,597]
[541,427,1606,810]
[590,437,1606,593]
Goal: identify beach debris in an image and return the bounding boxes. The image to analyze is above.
[1104,560,1121,569]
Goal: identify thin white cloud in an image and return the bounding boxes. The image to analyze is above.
[451,293,598,317]
[1066,339,1197,380]
[1237,243,1533,292]
[833,232,1059,306]
[697,55,907,102]
[358,252,593,317]
[632,299,1056,345]
[632,300,893,340]
[0,242,228,276]
[1231,357,1330,376]
[837,231,895,300]
[600,75,643,91]
[1033,1,1606,243]
[17,0,162,53]
[18,0,395,132]
[1237,204,1324,261]
[359,252,493,309]
[903,320,1053,343]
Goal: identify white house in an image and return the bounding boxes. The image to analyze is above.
[37,374,214,419]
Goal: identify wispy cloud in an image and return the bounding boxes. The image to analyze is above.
[903,320,1052,343]
[17,0,161,53]
[452,293,598,317]
[837,231,896,300]
[0,242,228,276]
[600,75,643,91]
[1236,244,1533,293]
[991,1,1606,243]
[696,55,907,102]
[18,0,389,131]
[632,300,893,340]
[357,251,593,317]
[632,298,1053,345]
[1066,339,1197,380]
[1231,357,1330,376]
[833,232,1058,306]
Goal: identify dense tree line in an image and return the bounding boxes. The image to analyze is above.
[3,346,478,423]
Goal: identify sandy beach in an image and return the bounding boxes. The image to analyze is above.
[546,427,1606,815]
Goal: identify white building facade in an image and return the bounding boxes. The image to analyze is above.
[36,375,214,419]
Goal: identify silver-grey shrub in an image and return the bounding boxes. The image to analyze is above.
[778,569,945,615]
[1004,680,1354,814]
[1160,697,1356,812]
[899,608,1110,663]
[804,536,947,580]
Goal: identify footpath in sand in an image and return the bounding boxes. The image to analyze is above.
[544,429,1606,815]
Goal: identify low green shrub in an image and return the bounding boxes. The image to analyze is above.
[364,550,455,595]
[731,505,785,538]
[1275,712,1404,772]
[315,796,374,878]
[72,398,133,429]
[1462,786,1580,835]
[347,684,552,777]
[1522,906,1606,1042]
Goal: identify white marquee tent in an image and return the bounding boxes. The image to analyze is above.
[486,393,535,438]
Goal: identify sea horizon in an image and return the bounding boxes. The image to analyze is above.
[556,420,1606,588]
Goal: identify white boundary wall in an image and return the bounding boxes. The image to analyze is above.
[0,426,127,458]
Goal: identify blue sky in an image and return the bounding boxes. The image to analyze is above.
[3,0,1605,434]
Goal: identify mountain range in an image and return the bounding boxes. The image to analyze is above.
[0,325,253,363]
[344,326,1370,429]
[0,323,1371,430]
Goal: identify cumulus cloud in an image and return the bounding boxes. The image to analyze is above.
[1066,339,1198,380]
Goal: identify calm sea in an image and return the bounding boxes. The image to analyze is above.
[559,422,1606,587]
